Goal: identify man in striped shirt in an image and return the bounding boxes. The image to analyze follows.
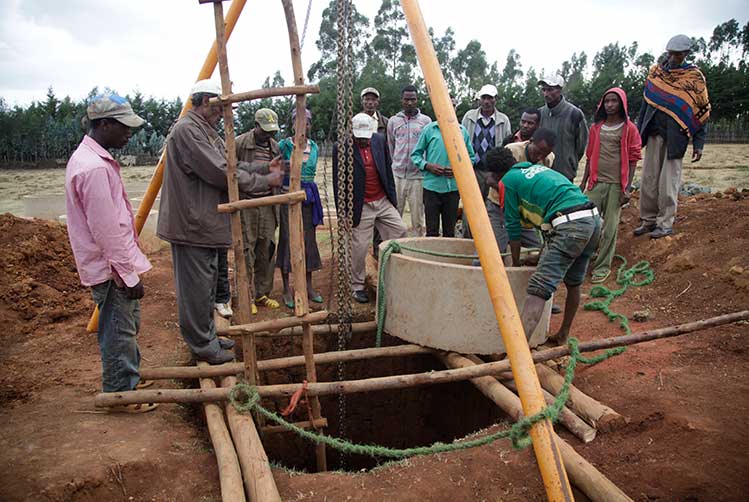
[387,84,432,237]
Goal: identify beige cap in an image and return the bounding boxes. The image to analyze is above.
[352,113,376,139]
[360,87,380,98]
[86,93,145,128]
[538,74,565,88]
[255,108,279,132]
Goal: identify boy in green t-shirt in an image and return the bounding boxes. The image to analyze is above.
[485,147,602,345]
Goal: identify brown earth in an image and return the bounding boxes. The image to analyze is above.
[1,194,748,501]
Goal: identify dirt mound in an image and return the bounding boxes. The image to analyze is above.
[0,214,89,336]
[613,194,749,322]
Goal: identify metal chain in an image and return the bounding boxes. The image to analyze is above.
[334,0,355,466]
[300,0,313,50]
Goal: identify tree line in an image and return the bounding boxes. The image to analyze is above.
[0,0,746,166]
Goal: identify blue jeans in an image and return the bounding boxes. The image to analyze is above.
[527,216,602,301]
[91,280,142,392]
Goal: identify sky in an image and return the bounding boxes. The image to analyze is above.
[0,0,746,106]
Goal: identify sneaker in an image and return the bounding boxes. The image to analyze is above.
[252,302,258,315]
[256,295,280,309]
[199,349,235,365]
[214,302,233,318]
[650,227,673,239]
[353,290,369,304]
[551,304,562,315]
[218,337,235,350]
[633,223,656,236]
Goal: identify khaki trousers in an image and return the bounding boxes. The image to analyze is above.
[640,135,683,229]
[351,198,407,291]
[394,177,425,237]
[240,205,277,299]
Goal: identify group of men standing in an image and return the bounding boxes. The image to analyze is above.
[66,34,709,411]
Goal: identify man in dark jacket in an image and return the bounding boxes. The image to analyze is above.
[634,34,710,239]
[158,80,283,364]
[333,113,406,303]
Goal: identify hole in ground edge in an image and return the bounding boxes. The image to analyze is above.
[257,331,510,473]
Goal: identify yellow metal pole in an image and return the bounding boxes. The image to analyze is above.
[86,0,248,332]
[400,1,573,500]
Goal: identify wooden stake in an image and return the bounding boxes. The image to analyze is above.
[95,311,749,407]
[438,353,631,502]
[218,310,329,336]
[535,363,626,432]
[221,376,281,502]
[140,343,431,380]
[198,364,246,502]
[211,0,258,385]
[209,84,320,106]
[261,418,328,435]
[217,190,307,213]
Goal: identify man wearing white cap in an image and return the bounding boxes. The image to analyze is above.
[361,87,388,139]
[538,74,588,181]
[158,80,283,365]
[461,84,512,200]
[66,93,156,411]
[333,113,406,303]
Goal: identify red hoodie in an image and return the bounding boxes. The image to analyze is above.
[585,87,642,193]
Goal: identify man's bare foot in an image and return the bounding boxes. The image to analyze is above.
[548,330,569,346]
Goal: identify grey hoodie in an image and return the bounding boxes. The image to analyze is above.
[539,96,588,181]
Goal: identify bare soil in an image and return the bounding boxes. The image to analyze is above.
[1,193,748,501]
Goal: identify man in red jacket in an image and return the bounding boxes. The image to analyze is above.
[580,87,642,283]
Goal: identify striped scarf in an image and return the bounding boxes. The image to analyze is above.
[643,63,710,137]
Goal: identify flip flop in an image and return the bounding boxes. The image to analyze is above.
[135,380,154,390]
[591,269,611,284]
[309,294,323,304]
[284,298,295,309]
[101,403,159,414]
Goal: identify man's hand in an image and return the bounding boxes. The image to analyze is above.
[619,189,631,206]
[125,280,145,300]
[425,163,446,176]
[509,240,522,267]
[443,167,454,178]
[692,149,702,163]
[269,156,288,174]
[267,170,285,187]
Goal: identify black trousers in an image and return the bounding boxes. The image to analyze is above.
[423,188,460,237]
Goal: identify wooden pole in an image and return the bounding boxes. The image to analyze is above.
[199,364,246,502]
[86,0,248,333]
[281,0,326,472]
[140,343,431,381]
[535,364,625,432]
[438,353,631,502]
[210,0,258,385]
[217,190,307,213]
[95,311,749,407]
[209,84,320,105]
[466,356,596,444]
[221,376,281,502]
[400,2,572,499]
[218,310,329,336]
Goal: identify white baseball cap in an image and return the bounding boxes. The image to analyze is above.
[537,74,565,88]
[190,79,222,96]
[476,84,498,98]
[352,113,377,139]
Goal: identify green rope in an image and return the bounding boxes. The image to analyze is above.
[584,255,655,335]
[375,240,541,347]
[229,337,626,458]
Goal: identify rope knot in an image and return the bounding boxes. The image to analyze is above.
[229,382,261,414]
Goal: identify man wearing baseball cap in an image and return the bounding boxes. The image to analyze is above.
[235,108,283,312]
[634,34,710,239]
[158,80,283,365]
[333,113,406,303]
[66,93,156,411]
[538,74,588,182]
[360,87,388,138]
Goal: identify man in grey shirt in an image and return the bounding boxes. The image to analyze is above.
[538,75,588,181]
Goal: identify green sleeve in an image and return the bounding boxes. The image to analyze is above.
[462,127,477,165]
[410,127,429,170]
[503,175,522,241]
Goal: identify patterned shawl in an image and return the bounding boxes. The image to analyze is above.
[643,63,711,137]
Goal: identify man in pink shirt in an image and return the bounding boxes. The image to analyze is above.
[65,93,156,413]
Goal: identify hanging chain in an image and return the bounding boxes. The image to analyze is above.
[334,0,355,465]
[300,0,313,50]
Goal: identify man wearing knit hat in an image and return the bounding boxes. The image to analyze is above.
[66,93,156,411]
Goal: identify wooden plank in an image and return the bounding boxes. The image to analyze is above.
[222,376,281,502]
[261,418,328,435]
[217,190,306,213]
[209,84,320,106]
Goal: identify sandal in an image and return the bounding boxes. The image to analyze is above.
[256,295,280,309]
[591,269,611,284]
[102,403,159,414]
[135,380,154,390]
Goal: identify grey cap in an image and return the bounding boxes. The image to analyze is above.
[666,34,692,52]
